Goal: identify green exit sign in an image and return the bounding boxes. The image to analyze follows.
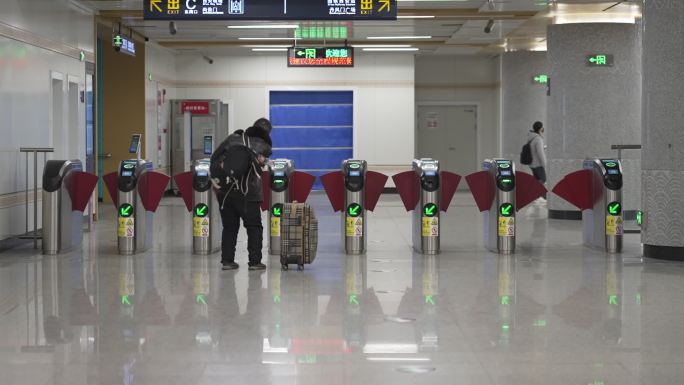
[587,54,614,67]
[533,74,548,84]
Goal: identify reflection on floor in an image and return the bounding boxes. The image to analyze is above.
[0,192,682,385]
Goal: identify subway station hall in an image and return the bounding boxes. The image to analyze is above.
[2,0,684,384]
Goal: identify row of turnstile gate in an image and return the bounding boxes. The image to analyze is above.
[39,155,625,257]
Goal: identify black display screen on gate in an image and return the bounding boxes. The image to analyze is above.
[144,0,397,20]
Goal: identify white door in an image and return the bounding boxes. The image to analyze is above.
[417,105,477,189]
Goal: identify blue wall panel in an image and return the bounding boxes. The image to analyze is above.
[271,127,353,148]
[270,105,353,127]
[269,91,353,190]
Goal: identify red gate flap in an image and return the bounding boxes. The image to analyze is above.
[320,171,345,212]
[261,170,270,211]
[465,171,495,212]
[365,171,388,212]
[102,172,119,207]
[139,171,170,213]
[392,171,419,211]
[291,171,316,204]
[551,169,593,210]
[515,171,547,211]
[68,171,99,212]
[440,171,462,212]
[173,172,194,212]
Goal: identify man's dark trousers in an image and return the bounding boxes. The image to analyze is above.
[219,195,263,266]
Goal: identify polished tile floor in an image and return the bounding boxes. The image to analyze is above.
[1,192,683,385]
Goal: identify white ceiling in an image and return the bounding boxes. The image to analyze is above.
[77,0,641,55]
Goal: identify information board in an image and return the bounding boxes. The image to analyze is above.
[288,47,354,67]
[144,0,397,20]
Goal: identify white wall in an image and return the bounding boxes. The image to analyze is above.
[0,2,93,241]
[173,53,415,169]
[415,55,501,164]
[145,43,178,174]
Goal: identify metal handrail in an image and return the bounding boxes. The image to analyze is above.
[19,147,54,249]
[610,144,642,160]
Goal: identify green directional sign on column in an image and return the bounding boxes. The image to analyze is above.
[271,203,283,217]
[607,201,622,216]
[119,203,133,218]
[423,203,438,217]
[499,203,514,217]
[347,203,362,218]
[194,203,209,218]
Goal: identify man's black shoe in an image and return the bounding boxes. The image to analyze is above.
[222,262,239,270]
[248,263,266,271]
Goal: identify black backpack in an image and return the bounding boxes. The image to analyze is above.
[520,139,533,165]
[210,133,257,191]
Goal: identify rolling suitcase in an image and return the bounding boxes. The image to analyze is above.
[280,202,318,271]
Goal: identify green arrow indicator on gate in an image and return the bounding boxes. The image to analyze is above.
[501,295,510,306]
[607,202,622,216]
[347,203,361,217]
[119,203,133,218]
[425,295,435,305]
[499,203,513,217]
[272,203,283,217]
[196,294,207,305]
[609,295,618,306]
[194,204,208,217]
[349,294,359,305]
[121,295,131,305]
[423,203,438,217]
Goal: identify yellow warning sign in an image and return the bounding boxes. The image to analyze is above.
[498,217,515,237]
[118,217,134,238]
[422,217,439,237]
[194,217,210,238]
[606,215,623,236]
[271,217,281,237]
[346,217,363,237]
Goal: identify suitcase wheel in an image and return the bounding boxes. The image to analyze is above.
[297,265,304,271]
[281,264,289,271]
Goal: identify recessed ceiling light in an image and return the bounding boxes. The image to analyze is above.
[397,15,435,19]
[363,48,419,52]
[367,36,432,40]
[351,44,412,48]
[228,24,299,29]
[238,37,295,40]
[241,45,292,48]
[252,48,289,52]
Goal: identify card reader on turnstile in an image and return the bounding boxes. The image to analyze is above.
[466,159,546,254]
[551,159,623,253]
[393,159,462,254]
[102,135,170,255]
[321,160,388,255]
[173,157,222,255]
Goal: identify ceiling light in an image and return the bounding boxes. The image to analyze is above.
[251,48,288,52]
[362,48,419,52]
[241,45,292,48]
[351,44,412,48]
[238,37,295,40]
[228,24,299,29]
[367,35,431,40]
[396,15,435,19]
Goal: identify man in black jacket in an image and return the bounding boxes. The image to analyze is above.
[212,119,273,271]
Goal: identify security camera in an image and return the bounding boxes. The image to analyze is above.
[169,21,177,35]
[484,19,494,34]
[203,55,214,64]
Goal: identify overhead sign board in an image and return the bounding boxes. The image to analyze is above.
[144,0,397,20]
[113,34,136,56]
[288,47,354,67]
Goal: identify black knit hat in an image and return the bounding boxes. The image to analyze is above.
[253,118,272,134]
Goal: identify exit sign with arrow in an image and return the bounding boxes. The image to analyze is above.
[288,47,354,67]
[587,54,613,67]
